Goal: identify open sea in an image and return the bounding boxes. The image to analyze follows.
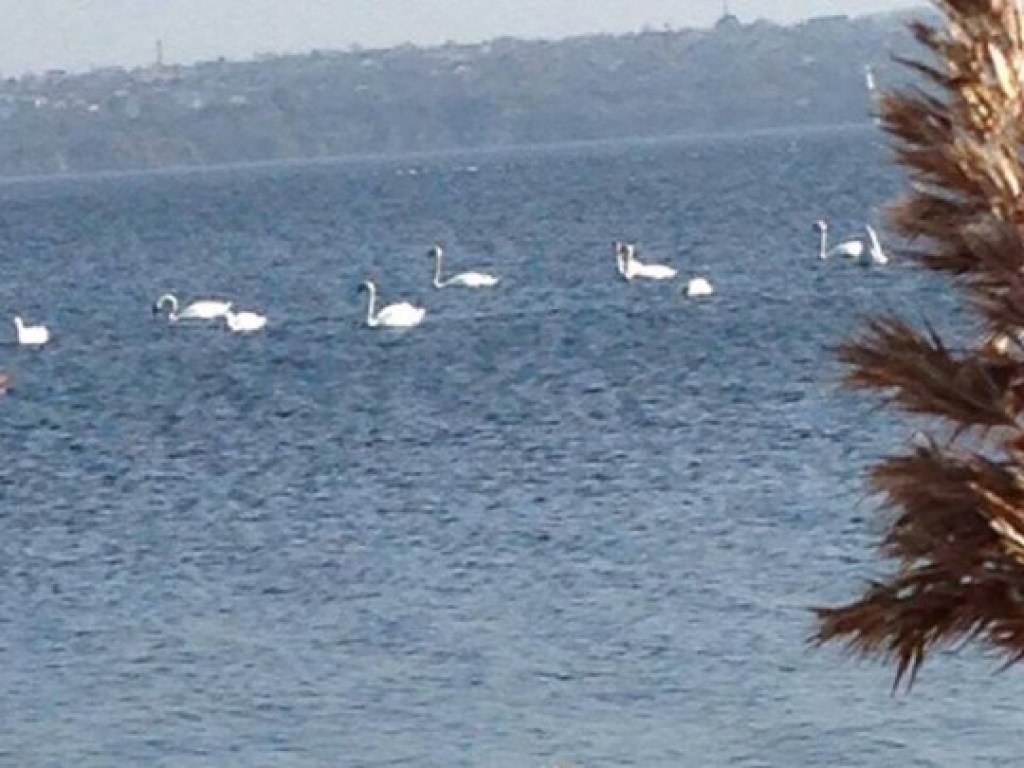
[0,124,1019,767]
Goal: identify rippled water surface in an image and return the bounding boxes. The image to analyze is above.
[1,126,1018,767]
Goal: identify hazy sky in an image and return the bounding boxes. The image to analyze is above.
[1,0,922,76]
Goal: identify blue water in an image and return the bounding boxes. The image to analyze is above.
[0,125,1018,767]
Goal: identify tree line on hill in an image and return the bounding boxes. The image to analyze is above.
[0,9,927,176]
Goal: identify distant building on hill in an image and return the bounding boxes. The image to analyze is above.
[715,1,742,31]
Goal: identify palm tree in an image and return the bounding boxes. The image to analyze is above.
[814,0,1024,689]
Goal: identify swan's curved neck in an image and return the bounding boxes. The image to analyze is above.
[364,284,378,326]
[432,249,445,288]
[157,294,179,317]
[623,246,638,277]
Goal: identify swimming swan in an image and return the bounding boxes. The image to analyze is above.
[360,281,425,328]
[430,245,499,288]
[685,277,715,297]
[13,316,49,346]
[621,244,677,280]
[224,309,267,333]
[865,225,889,265]
[153,293,232,322]
[815,220,864,261]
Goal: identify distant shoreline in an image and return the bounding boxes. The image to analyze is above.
[0,12,915,179]
[0,120,879,186]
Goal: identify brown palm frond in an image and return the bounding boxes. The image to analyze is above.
[815,563,1024,690]
[871,443,1017,564]
[814,0,1024,688]
[837,316,1018,427]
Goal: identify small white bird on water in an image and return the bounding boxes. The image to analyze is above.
[430,244,499,288]
[685,277,715,297]
[13,316,49,346]
[360,280,425,328]
[153,293,232,322]
[620,243,678,280]
[815,220,864,261]
[224,309,267,333]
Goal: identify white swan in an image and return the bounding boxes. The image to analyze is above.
[865,225,889,265]
[153,293,232,322]
[360,280,425,328]
[815,220,864,260]
[685,277,715,297]
[621,244,678,280]
[224,309,267,333]
[13,316,49,346]
[430,245,499,288]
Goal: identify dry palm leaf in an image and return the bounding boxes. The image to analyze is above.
[814,0,1024,688]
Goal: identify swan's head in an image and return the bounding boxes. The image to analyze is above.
[814,220,828,233]
[358,280,376,295]
[428,244,442,258]
[153,293,177,316]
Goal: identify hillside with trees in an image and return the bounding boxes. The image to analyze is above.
[0,9,928,177]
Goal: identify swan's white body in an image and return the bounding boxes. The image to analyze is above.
[361,281,425,328]
[154,293,232,322]
[621,244,677,281]
[13,316,49,346]
[685,277,715,297]
[816,221,865,261]
[865,225,889,265]
[224,309,267,333]
[430,245,499,288]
